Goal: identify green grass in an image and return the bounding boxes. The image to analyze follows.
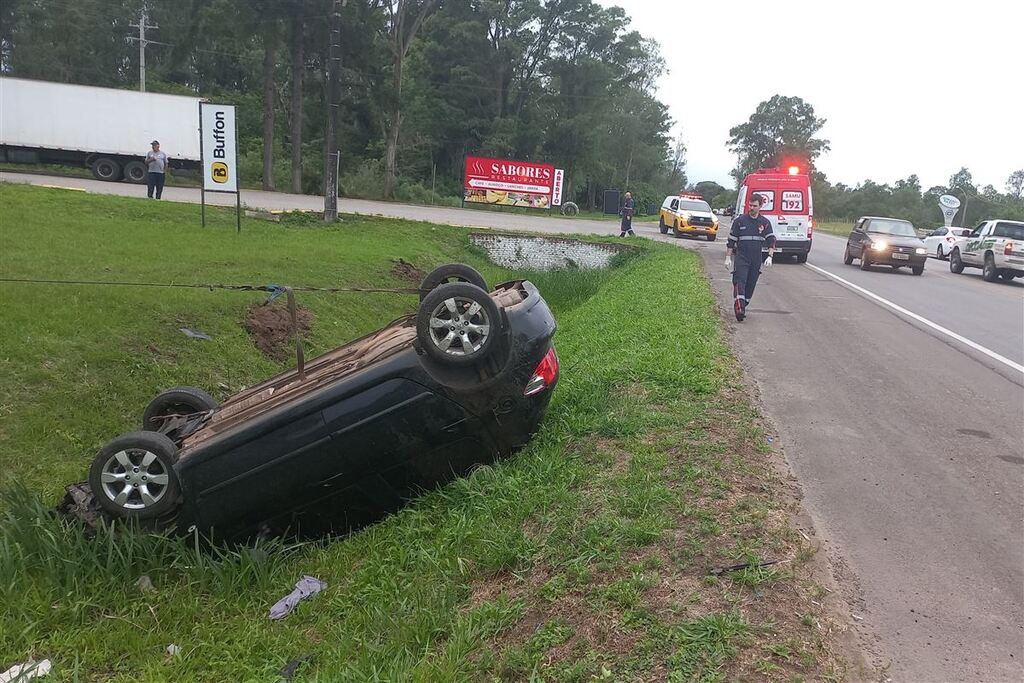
[815,221,853,237]
[0,184,844,681]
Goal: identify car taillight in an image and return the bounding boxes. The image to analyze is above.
[945,236,955,242]
[1006,241,1014,256]
[807,224,813,238]
[524,347,559,396]
[808,217,814,228]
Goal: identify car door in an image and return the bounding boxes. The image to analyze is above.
[850,218,868,255]
[963,222,989,263]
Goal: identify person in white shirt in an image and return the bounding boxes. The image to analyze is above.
[145,140,169,199]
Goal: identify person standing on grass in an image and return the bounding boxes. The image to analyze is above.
[619,191,635,237]
[725,193,775,322]
[145,140,169,199]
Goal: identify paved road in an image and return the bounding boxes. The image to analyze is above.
[5,171,1024,680]
[670,228,1023,682]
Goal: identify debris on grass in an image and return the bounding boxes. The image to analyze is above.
[166,644,181,657]
[135,575,155,593]
[179,327,212,341]
[0,659,52,682]
[242,301,314,361]
[710,560,779,576]
[269,576,327,620]
[278,654,314,681]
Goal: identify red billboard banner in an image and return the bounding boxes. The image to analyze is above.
[463,156,557,209]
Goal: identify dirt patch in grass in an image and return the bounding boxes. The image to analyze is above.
[241,301,314,361]
[391,258,425,284]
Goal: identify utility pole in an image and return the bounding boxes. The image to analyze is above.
[323,0,346,222]
[128,4,158,92]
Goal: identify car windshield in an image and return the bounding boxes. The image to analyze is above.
[868,219,916,236]
[679,200,711,212]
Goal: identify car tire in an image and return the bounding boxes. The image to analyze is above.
[417,282,502,366]
[419,263,488,301]
[88,431,180,520]
[706,233,716,242]
[143,386,218,433]
[982,254,998,282]
[950,248,965,274]
[123,161,148,184]
[672,221,681,238]
[796,253,807,263]
[860,251,872,271]
[999,272,1018,281]
[843,245,854,265]
[560,202,579,217]
[90,157,122,182]
[658,217,668,235]
[911,265,924,276]
[936,244,945,260]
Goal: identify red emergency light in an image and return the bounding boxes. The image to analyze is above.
[788,166,800,175]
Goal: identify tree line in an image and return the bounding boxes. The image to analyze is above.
[722,94,1024,227]
[1,0,685,211]
[2,1,1019,224]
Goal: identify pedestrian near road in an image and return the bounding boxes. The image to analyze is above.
[619,191,635,237]
[725,193,775,321]
[145,140,169,199]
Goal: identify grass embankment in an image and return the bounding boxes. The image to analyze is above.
[814,222,853,237]
[0,184,845,681]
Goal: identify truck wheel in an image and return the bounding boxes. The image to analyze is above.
[419,264,488,301]
[123,161,148,184]
[982,254,998,282]
[672,221,681,238]
[949,248,965,274]
[796,253,807,263]
[706,233,717,242]
[659,217,668,234]
[416,282,502,366]
[143,386,218,433]
[88,431,180,520]
[560,202,579,217]
[91,157,122,182]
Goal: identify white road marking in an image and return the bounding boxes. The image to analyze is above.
[804,262,1024,375]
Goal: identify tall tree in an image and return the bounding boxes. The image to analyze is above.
[727,95,829,184]
[380,0,441,199]
[289,0,306,193]
[1005,169,1023,200]
[261,15,279,191]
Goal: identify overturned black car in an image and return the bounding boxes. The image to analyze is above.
[70,264,558,540]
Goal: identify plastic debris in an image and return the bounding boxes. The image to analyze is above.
[179,327,212,340]
[135,575,155,593]
[0,659,52,682]
[269,576,327,620]
[166,644,181,657]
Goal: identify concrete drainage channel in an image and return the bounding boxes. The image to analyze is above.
[470,233,629,271]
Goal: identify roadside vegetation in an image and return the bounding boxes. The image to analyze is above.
[1,184,847,681]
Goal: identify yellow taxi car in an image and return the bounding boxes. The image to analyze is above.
[658,192,719,241]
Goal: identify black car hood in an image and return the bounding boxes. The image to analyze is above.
[865,233,924,248]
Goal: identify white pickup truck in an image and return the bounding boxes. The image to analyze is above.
[949,219,1024,282]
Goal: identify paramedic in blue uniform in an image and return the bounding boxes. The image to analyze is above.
[726,193,775,321]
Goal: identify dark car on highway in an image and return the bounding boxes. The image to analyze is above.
[843,216,928,275]
[73,264,559,540]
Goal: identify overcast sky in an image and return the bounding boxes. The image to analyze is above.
[598,0,1022,191]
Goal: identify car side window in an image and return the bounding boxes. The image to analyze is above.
[670,199,679,211]
[933,227,947,236]
[970,222,986,237]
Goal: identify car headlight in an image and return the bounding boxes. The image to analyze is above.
[871,241,888,251]
[915,247,926,255]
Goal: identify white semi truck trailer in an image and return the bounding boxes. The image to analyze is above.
[0,77,203,183]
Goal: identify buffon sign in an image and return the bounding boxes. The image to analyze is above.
[938,194,961,227]
[200,102,238,193]
[464,156,561,209]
